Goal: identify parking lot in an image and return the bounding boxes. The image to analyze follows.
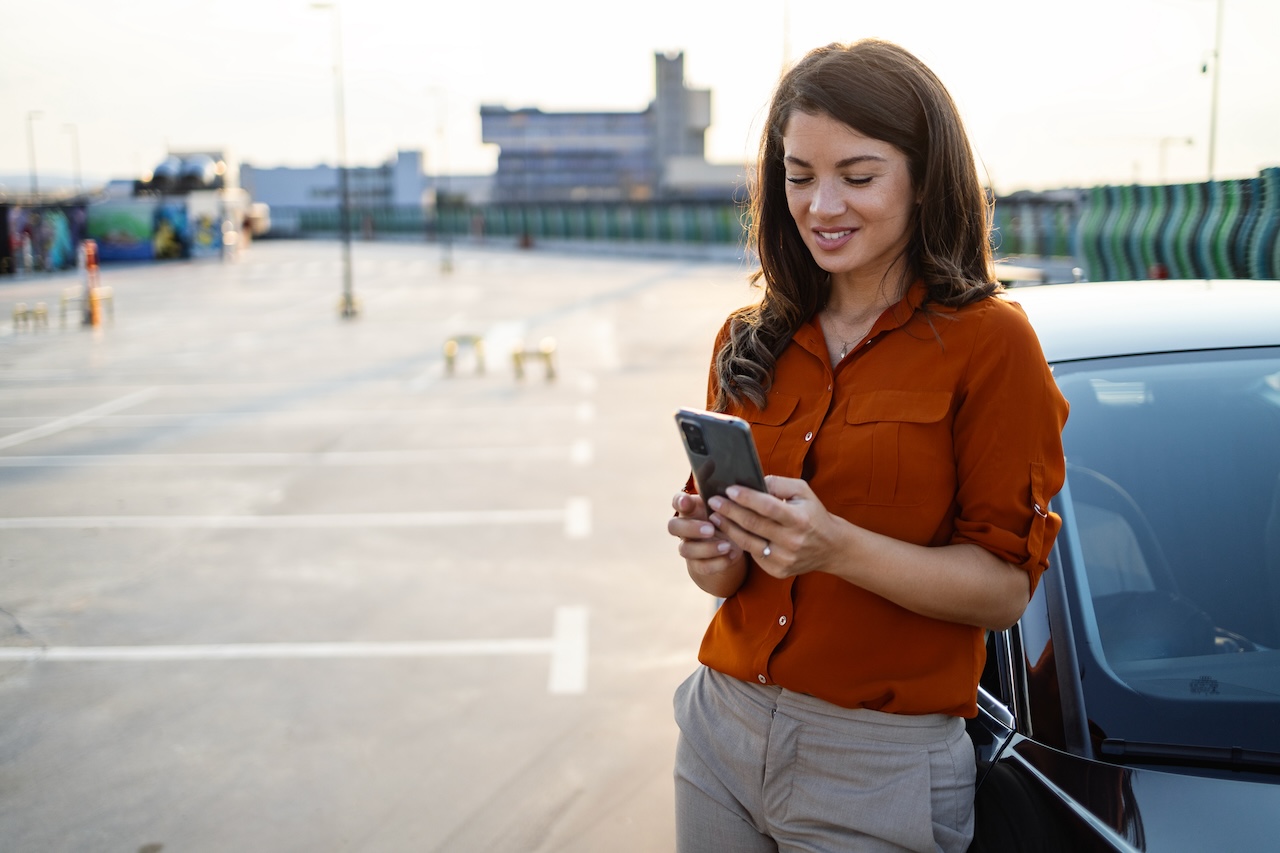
[0,239,756,852]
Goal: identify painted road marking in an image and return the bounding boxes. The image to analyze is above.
[0,405,591,428]
[0,442,594,468]
[548,605,590,694]
[0,606,590,695]
[0,388,158,450]
[564,497,593,539]
[0,499,592,538]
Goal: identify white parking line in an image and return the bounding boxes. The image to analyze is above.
[0,405,590,428]
[0,499,593,538]
[0,388,158,450]
[0,443,594,467]
[0,606,590,695]
[548,605,590,694]
[564,497,593,539]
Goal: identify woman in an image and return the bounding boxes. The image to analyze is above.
[667,40,1068,852]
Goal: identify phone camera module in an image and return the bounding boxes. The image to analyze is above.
[681,422,708,455]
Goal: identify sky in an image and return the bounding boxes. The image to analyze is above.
[3,0,1278,195]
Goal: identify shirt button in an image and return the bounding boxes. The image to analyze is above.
[804,431,813,442]
[757,674,767,684]
[778,616,787,626]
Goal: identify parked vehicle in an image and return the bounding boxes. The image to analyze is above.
[967,280,1280,851]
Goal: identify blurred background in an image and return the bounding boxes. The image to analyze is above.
[3,0,1280,280]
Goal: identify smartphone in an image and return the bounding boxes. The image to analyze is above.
[675,408,767,500]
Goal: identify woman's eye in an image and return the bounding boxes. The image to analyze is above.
[785,176,812,186]
[845,176,873,186]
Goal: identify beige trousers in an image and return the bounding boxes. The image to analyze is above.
[674,666,976,853]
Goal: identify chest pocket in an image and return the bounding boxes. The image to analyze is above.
[737,393,799,474]
[839,390,953,506]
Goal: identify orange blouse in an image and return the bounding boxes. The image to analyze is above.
[695,280,1069,717]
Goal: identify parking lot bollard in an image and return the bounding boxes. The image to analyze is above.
[443,334,485,376]
[512,337,557,382]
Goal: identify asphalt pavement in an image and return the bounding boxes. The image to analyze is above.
[0,239,759,852]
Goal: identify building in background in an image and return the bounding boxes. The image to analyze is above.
[241,150,425,211]
[239,150,494,237]
[481,51,743,204]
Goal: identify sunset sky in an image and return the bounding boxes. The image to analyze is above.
[3,0,1277,194]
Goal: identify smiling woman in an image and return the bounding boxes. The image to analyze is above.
[781,113,917,361]
[666,39,1068,853]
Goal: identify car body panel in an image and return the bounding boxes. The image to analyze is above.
[967,279,1280,851]
[1004,280,1280,363]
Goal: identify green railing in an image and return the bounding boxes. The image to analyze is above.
[1076,167,1280,280]
[269,201,748,245]
[268,173,1280,282]
[990,198,1078,258]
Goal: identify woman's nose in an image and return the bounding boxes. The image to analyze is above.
[809,179,845,217]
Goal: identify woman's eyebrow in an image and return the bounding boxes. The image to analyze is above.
[783,154,888,168]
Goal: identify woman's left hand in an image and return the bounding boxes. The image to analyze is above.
[706,475,843,579]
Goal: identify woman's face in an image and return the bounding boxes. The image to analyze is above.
[782,110,916,289]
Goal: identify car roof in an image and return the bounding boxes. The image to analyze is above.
[1003,279,1280,363]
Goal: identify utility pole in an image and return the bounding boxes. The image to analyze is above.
[311,2,358,318]
[1206,0,1224,181]
[429,87,453,273]
[26,111,43,198]
[64,124,82,193]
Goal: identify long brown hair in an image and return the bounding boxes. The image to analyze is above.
[714,39,998,411]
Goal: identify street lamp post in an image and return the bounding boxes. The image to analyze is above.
[1206,0,1225,181]
[429,86,452,273]
[63,123,82,194]
[311,2,357,318]
[26,111,43,198]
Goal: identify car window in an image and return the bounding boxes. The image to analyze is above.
[1053,347,1280,756]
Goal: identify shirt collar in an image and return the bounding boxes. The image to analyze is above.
[794,279,927,361]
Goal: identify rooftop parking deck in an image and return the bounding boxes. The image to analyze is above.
[0,240,757,851]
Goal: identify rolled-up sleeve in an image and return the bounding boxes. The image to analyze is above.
[950,300,1069,591]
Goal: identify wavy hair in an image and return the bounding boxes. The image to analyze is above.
[713,39,998,411]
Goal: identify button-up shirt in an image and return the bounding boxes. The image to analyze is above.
[696,280,1068,716]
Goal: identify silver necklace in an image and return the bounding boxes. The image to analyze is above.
[824,312,868,361]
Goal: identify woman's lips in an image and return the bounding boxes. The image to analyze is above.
[813,228,855,251]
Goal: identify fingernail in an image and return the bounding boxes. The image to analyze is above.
[725,486,740,499]
[708,497,723,511]
[709,514,722,527]
[717,541,730,553]
[700,524,714,536]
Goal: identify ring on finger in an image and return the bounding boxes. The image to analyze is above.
[761,543,772,558]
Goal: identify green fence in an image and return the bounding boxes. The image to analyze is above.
[270,201,748,245]
[990,197,1078,259]
[269,173,1280,282]
[1076,167,1280,280]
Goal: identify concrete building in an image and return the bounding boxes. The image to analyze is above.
[240,150,427,210]
[480,51,739,203]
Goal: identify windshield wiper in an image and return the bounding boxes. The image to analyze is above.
[1101,739,1280,773]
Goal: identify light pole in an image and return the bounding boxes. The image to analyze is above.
[63,123,82,194]
[26,110,43,198]
[311,2,357,318]
[428,86,452,273]
[1204,0,1225,181]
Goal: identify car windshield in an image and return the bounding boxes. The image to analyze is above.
[1054,346,1280,757]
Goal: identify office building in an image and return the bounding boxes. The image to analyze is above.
[481,51,740,203]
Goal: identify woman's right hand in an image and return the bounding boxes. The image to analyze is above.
[668,491,748,598]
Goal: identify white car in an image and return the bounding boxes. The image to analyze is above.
[967,279,1280,851]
